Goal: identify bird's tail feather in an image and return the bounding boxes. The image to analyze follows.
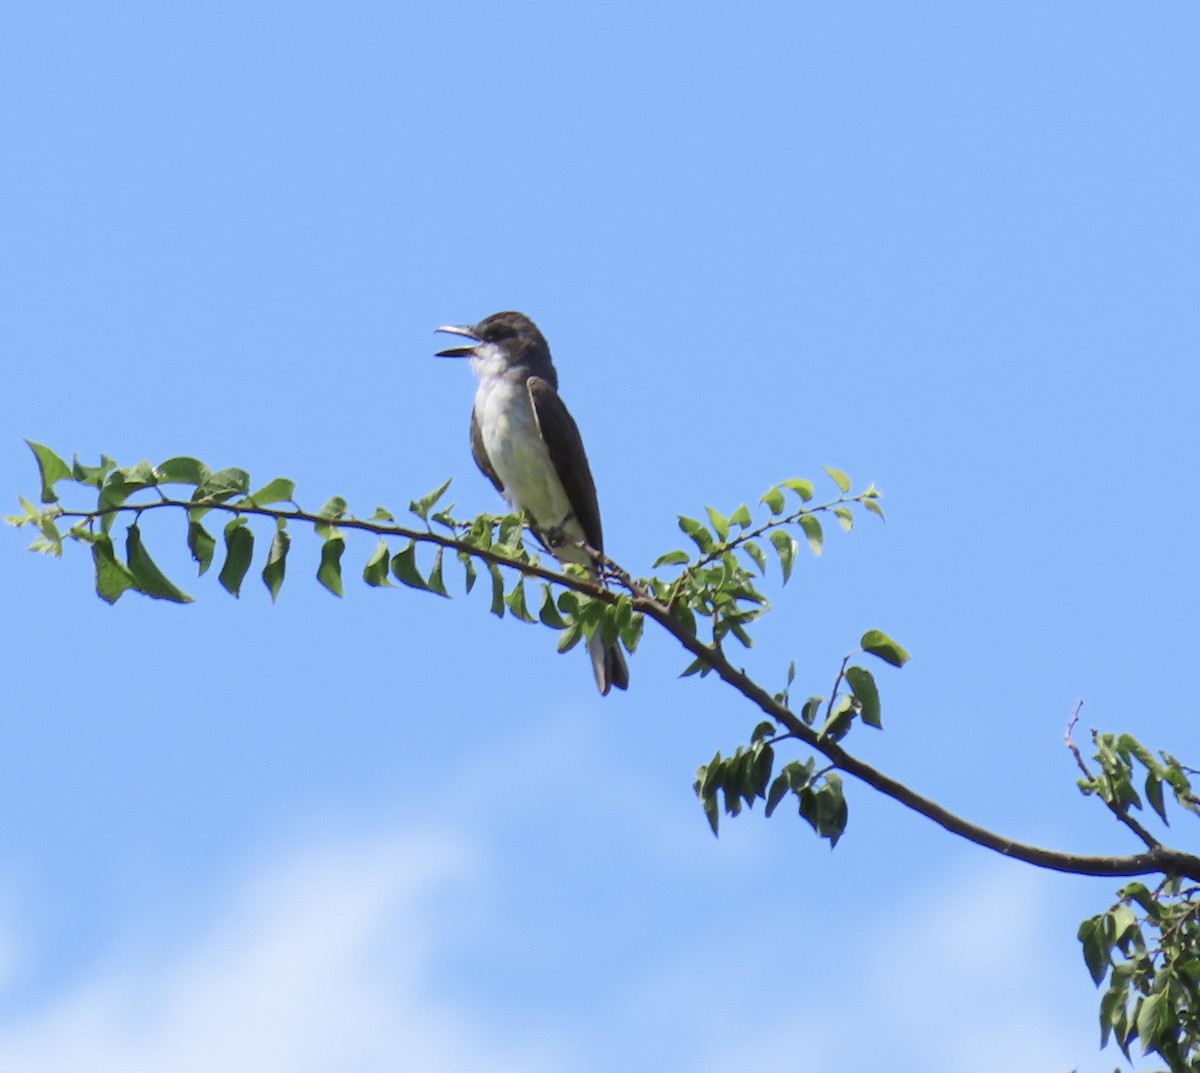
[587,632,629,696]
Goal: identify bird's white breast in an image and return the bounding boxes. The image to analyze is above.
[472,374,578,543]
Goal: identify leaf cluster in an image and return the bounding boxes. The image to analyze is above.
[1080,879,1200,1071]
[692,631,909,845]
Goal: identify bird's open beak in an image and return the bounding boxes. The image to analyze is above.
[434,324,480,358]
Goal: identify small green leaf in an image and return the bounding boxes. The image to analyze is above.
[862,496,886,521]
[155,456,211,486]
[729,504,752,528]
[218,519,254,597]
[317,534,345,597]
[262,520,291,601]
[426,547,450,597]
[799,514,823,556]
[457,549,477,593]
[845,666,881,728]
[25,441,72,503]
[1078,916,1110,985]
[800,696,822,725]
[362,539,392,588]
[760,486,786,515]
[488,562,505,617]
[539,584,567,628]
[369,506,396,522]
[824,466,851,493]
[833,506,854,533]
[705,506,730,542]
[243,477,296,507]
[770,529,798,584]
[91,534,137,604]
[390,542,428,591]
[861,629,910,668]
[195,467,250,503]
[743,540,767,575]
[504,579,537,623]
[678,516,714,553]
[187,521,216,575]
[653,549,691,568]
[780,477,814,502]
[72,453,117,488]
[1135,990,1167,1052]
[410,478,453,521]
[765,772,790,816]
[557,622,583,652]
[319,496,347,518]
[125,524,194,603]
[1145,773,1168,825]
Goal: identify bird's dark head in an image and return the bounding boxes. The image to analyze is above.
[435,311,555,383]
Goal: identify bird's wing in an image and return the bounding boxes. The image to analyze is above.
[526,375,605,555]
[470,408,505,496]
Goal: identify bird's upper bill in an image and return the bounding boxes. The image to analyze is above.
[434,324,480,359]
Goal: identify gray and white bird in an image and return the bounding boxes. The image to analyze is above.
[436,311,629,695]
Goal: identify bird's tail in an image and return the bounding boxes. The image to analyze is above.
[588,631,629,696]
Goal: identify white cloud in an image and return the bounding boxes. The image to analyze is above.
[0,833,566,1073]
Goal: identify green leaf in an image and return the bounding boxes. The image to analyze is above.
[72,453,117,488]
[833,506,854,533]
[155,456,211,486]
[457,549,477,593]
[218,519,254,597]
[317,534,345,597]
[824,466,851,493]
[845,666,881,728]
[705,506,730,542]
[742,540,767,575]
[729,504,752,528]
[362,539,392,587]
[262,520,291,601]
[410,478,453,521]
[25,441,72,504]
[539,584,567,628]
[820,694,856,742]
[243,477,296,507]
[1078,916,1110,985]
[369,506,396,522]
[770,529,798,584]
[799,514,823,556]
[653,549,691,568]
[488,562,505,617]
[678,516,714,553]
[390,542,428,591]
[125,524,194,603]
[765,772,790,816]
[760,486,786,515]
[195,467,250,503]
[1136,990,1167,1052]
[316,497,347,536]
[1145,772,1168,825]
[800,696,822,725]
[504,579,536,622]
[187,521,216,575]
[780,477,814,502]
[860,629,911,668]
[556,622,583,652]
[426,547,450,597]
[91,534,137,604]
[862,496,886,521]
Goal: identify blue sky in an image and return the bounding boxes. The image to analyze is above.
[2,3,1198,1070]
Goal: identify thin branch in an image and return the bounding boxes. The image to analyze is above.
[48,495,1200,883]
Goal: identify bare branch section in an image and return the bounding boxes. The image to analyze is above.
[30,491,1200,884]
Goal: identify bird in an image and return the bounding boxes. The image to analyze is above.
[435,311,629,695]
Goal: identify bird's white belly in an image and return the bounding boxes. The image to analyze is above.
[474,378,577,539]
